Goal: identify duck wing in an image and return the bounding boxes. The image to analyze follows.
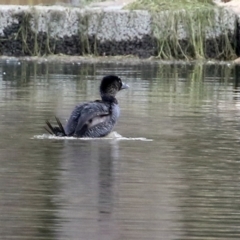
[65,101,111,137]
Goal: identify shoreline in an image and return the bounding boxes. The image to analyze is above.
[0,3,238,60]
[0,54,235,65]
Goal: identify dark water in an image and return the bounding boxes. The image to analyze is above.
[1,59,240,240]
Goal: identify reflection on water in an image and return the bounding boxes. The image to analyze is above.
[0,60,240,239]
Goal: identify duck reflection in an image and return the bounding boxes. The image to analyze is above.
[234,65,240,100]
[57,139,120,240]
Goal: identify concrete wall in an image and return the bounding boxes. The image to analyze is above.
[0,5,238,59]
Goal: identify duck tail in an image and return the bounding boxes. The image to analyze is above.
[55,116,67,136]
[44,117,67,136]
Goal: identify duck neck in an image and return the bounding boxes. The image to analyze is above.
[101,94,118,104]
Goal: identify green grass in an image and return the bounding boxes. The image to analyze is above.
[126,0,236,60]
[84,0,107,5]
[126,0,215,12]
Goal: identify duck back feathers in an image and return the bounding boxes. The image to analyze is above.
[65,99,120,137]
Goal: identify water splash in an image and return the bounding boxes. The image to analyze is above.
[32,131,153,141]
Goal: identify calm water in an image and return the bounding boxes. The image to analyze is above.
[0,59,240,239]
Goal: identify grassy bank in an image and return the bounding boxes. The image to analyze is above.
[126,0,214,12]
[126,0,236,60]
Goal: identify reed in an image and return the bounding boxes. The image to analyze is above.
[127,0,237,60]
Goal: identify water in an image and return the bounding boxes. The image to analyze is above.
[0,59,240,239]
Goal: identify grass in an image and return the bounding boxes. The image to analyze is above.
[126,0,215,12]
[126,0,236,60]
[82,0,108,6]
[8,0,236,60]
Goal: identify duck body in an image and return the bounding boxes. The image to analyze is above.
[45,75,128,138]
[65,97,120,137]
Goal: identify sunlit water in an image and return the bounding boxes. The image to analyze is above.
[1,59,240,240]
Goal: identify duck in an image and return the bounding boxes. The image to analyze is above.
[45,75,129,138]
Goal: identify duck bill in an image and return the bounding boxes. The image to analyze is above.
[121,82,129,90]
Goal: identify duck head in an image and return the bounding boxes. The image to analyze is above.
[100,75,129,99]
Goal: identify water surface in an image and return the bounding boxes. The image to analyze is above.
[0,60,240,239]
